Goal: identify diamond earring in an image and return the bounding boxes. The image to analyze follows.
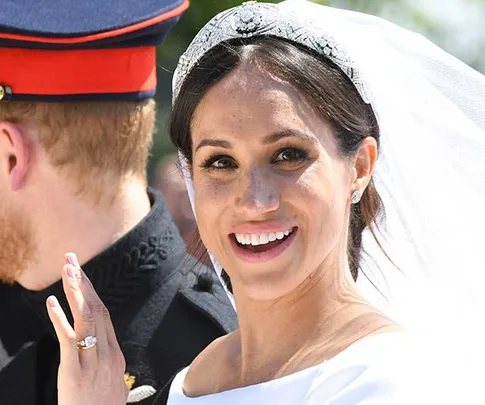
[351,190,362,204]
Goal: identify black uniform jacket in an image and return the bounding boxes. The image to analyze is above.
[0,190,237,405]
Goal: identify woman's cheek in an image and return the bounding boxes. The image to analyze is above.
[194,178,232,239]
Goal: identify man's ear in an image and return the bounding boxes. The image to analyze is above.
[0,121,30,191]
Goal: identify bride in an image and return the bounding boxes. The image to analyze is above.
[47,1,485,404]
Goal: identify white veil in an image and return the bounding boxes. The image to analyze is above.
[173,0,485,398]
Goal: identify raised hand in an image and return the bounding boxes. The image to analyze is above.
[46,253,128,405]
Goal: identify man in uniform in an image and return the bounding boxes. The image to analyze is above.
[0,1,237,404]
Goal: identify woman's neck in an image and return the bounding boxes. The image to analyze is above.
[231,264,392,387]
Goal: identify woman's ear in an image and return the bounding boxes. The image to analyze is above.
[352,136,377,193]
[0,121,30,191]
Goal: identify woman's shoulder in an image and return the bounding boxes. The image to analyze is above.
[306,332,444,404]
[182,331,238,398]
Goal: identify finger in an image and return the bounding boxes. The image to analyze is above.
[65,253,111,352]
[78,269,127,378]
[61,264,95,339]
[78,268,119,349]
[46,295,80,370]
[104,306,120,350]
[61,265,100,370]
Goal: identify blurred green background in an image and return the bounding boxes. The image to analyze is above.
[148,0,485,184]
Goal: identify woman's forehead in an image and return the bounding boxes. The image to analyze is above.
[191,66,311,133]
[189,79,338,155]
[206,64,300,100]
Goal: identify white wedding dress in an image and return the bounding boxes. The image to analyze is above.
[167,333,442,405]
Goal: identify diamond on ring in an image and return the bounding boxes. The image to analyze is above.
[77,335,97,350]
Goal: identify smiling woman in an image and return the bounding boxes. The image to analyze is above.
[163,0,485,402]
[172,37,383,285]
[168,22,410,402]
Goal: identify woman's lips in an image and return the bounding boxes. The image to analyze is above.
[229,227,298,263]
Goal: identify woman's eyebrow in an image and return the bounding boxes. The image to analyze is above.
[263,129,317,145]
[195,138,232,152]
[195,129,316,152]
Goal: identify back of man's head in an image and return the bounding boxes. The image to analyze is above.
[1,100,155,199]
[0,0,188,288]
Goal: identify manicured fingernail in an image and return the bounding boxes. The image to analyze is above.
[66,265,76,278]
[47,296,59,308]
[65,252,79,268]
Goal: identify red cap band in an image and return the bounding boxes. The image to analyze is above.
[0,46,157,97]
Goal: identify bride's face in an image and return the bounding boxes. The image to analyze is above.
[190,65,359,301]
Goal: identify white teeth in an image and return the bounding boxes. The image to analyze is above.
[251,234,260,246]
[234,228,294,247]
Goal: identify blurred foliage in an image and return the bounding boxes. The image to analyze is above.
[149,0,484,182]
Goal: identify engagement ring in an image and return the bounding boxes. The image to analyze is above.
[76,335,97,350]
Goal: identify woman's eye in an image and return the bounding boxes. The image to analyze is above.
[212,157,234,168]
[273,147,309,163]
[201,155,237,170]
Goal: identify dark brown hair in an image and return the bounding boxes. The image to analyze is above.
[170,37,385,281]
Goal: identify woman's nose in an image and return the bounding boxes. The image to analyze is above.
[233,166,280,216]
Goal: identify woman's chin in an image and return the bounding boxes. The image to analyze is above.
[231,269,308,303]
